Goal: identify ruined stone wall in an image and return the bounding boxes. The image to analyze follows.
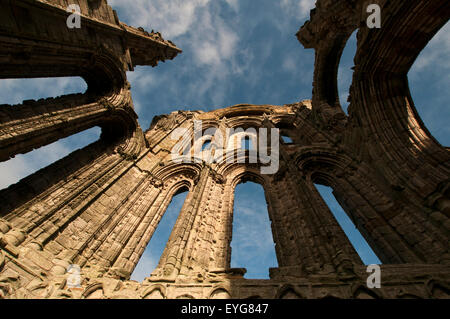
[0,0,449,299]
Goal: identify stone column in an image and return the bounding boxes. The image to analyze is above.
[269,166,362,278]
[150,166,210,281]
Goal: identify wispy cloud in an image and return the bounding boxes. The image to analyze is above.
[230,182,278,278]
[225,0,239,11]
[108,0,211,39]
[0,76,95,190]
[0,142,69,189]
[0,127,100,190]
[108,0,316,128]
[408,22,450,146]
[280,0,315,19]
[109,0,249,115]
[410,22,450,72]
[0,77,86,105]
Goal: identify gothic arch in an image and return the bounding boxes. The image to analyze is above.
[141,285,166,299]
[223,165,270,190]
[82,283,104,299]
[176,294,195,299]
[209,287,232,299]
[275,285,305,299]
[224,166,279,272]
[225,116,266,130]
[427,280,450,299]
[215,104,275,120]
[351,284,382,299]
[295,146,450,264]
[107,178,193,277]
[348,1,450,197]
[151,162,202,187]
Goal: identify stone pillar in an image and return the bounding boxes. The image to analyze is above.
[150,166,210,281]
[269,165,362,278]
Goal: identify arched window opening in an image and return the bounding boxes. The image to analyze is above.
[337,31,357,114]
[0,77,87,105]
[0,126,101,190]
[130,189,189,282]
[314,184,382,265]
[281,135,293,144]
[230,181,278,279]
[202,140,211,151]
[242,136,252,150]
[408,21,449,146]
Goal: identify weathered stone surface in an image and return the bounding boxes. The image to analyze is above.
[0,0,449,299]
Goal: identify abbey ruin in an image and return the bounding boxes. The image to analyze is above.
[0,0,449,299]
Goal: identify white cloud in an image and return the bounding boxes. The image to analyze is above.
[0,77,86,105]
[0,156,34,190]
[0,127,100,190]
[127,70,155,89]
[0,141,70,189]
[282,55,297,73]
[280,0,315,19]
[190,11,239,67]
[408,21,450,146]
[225,0,239,11]
[108,0,246,109]
[410,22,450,73]
[107,0,242,68]
[126,69,156,114]
[0,76,97,191]
[108,0,211,39]
[230,184,277,274]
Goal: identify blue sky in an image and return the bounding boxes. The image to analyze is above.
[230,182,278,279]
[0,0,448,282]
